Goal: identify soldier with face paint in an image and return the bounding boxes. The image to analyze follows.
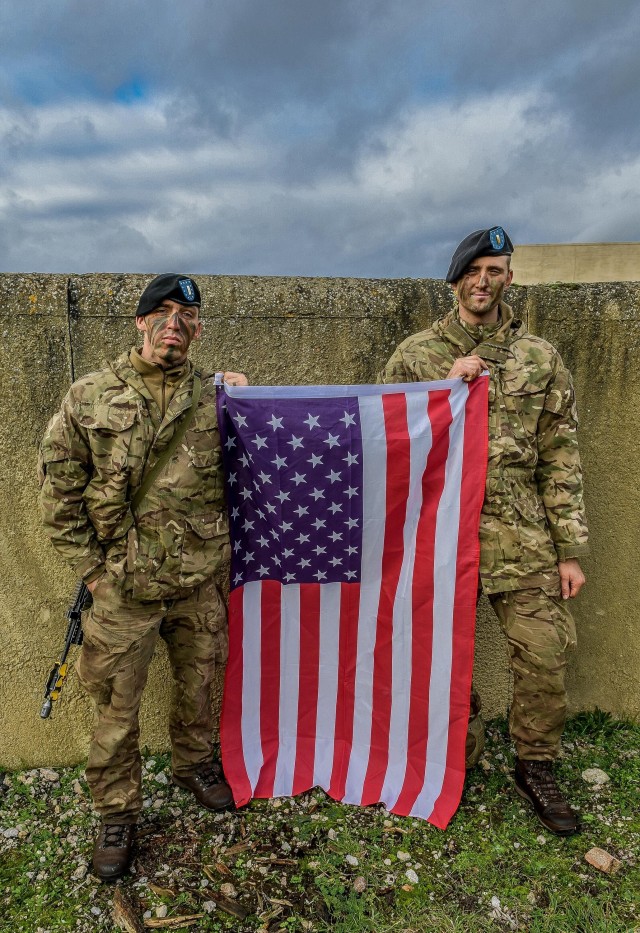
[380,229,589,837]
[39,274,248,880]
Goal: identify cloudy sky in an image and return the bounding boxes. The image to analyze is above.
[1,0,639,277]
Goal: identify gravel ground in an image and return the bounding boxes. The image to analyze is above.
[1,755,373,931]
[2,717,639,933]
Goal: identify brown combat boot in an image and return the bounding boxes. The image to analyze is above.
[465,688,485,769]
[514,759,579,836]
[92,823,135,881]
[172,761,233,811]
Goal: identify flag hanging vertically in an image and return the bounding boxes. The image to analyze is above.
[217,376,488,829]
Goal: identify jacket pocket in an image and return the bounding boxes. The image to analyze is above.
[512,495,557,568]
[500,366,546,439]
[129,511,183,600]
[180,511,230,587]
[78,405,137,471]
[501,363,547,397]
[38,414,69,484]
[183,421,221,468]
[513,495,546,523]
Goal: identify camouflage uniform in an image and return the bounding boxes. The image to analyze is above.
[381,303,588,760]
[39,351,230,822]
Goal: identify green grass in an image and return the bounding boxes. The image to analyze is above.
[1,712,638,932]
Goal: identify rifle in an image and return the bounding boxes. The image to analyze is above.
[40,581,93,719]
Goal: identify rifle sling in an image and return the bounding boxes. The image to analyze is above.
[131,372,202,512]
[443,317,514,368]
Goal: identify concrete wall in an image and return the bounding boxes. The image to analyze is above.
[512,243,640,284]
[1,274,638,769]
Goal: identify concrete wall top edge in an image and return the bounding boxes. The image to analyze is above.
[0,275,69,317]
[516,242,640,248]
[27,274,456,321]
[3,274,640,321]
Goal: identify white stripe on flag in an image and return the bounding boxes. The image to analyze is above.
[273,583,301,797]
[379,390,435,809]
[412,380,468,817]
[343,392,387,803]
[242,583,264,794]
[312,583,342,788]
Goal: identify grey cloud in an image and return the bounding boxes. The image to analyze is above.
[1,2,639,276]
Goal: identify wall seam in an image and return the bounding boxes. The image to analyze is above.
[66,276,79,381]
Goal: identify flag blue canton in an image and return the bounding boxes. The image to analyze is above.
[219,395,364,588]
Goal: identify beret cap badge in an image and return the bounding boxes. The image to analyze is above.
[179,278,196,302]
[489,227,504,250]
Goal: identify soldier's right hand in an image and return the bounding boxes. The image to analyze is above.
[447,355,487,382]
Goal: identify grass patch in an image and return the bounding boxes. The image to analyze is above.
[1,712,638,932]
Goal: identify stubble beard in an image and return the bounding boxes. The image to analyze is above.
[457,281,505,323]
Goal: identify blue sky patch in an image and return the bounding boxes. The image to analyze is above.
[114,78,148,105]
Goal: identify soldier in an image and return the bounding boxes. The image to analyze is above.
[380,228,588,835]
[39,274,248,879]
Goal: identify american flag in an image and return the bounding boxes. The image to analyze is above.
[217,376,488,828]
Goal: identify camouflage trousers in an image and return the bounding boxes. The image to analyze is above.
[466,580,577,765]
[76,575,228,823]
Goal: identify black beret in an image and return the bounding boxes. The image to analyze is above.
[445,227,514,283]
[136,273,201,318]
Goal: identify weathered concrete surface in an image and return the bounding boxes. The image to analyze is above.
[512,243,640,284]
[0,274,637,769]
[526,283,640,710]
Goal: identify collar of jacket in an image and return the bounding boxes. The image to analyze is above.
[109,350,197,422]
[438,303,525,366]
[129,347,191,385]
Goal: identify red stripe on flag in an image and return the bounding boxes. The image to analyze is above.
[393,389,453,815]
[430,377,488,828]
[361,393,411,805]
[328,582,361,800]
[254,580,282,798]
[292,584,321,795]
[220,587,252,806]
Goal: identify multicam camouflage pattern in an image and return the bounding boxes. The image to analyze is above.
[76,576,227,821]
[488,582,576,759]
[39,351,230,601]
[380,303,589,594]
[465,580,577,763]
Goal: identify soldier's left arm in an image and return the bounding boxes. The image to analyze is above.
[535,355,589,574]
[378,345,413,384]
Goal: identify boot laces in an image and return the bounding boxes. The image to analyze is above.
[195,763,222,788]
[525,761,564,806]
[101,824,131,848]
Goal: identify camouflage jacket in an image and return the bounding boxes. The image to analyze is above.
[39,351,229,601]
[380,303,589,593]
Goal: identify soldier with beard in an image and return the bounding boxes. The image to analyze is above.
[39,274,247,878]
[380,229,589,835]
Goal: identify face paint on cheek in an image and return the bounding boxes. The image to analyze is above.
[172,314,198,341]
[147,314,170,346]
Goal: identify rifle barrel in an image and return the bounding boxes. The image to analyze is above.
[40,582,92,719]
